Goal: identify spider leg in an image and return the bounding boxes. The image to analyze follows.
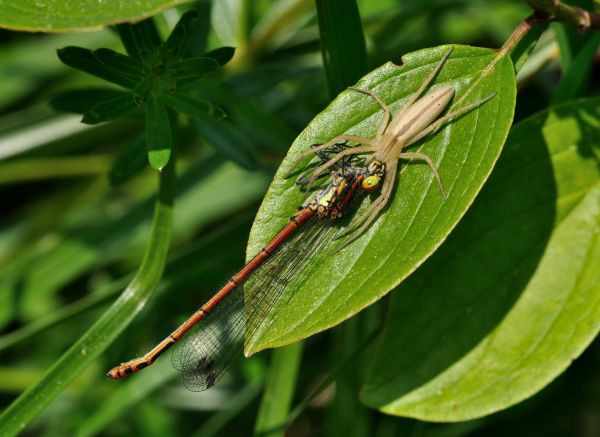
[407,92,496,146]
[334,162,398,248]
[285,135,373,179]
[398,152,446,200]
[395,47,454,120]
[295,143,352,185]
[348,87,391,139]
[303,145,374,192]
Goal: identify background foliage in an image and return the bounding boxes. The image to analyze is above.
[0,0,598,436]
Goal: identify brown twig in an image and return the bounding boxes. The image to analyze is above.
[525,0,600,32]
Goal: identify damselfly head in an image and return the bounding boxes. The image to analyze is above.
[366,159,385,176]
[362,160,385,192]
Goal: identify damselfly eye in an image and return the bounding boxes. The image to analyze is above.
[362,175,380,192]
[367,160,385,175]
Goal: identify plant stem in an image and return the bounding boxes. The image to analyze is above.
[501,14,538,56]
[524,0,600,32]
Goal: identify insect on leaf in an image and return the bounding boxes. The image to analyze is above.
[245,45,516,356]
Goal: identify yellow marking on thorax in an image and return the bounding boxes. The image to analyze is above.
[318,187,336,208]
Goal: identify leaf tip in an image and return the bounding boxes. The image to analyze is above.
[148,149,171,171]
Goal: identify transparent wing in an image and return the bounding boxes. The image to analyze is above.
[244,216,339,343]
[171,287,244,391]
[170,214,339,391]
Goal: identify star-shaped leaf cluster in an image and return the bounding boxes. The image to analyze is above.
[53,11,234,170]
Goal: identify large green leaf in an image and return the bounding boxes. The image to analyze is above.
[361,98,600,421]
[0,0,188,32]
[244,45,516,355]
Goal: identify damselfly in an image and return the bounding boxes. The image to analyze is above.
[107,155,384,390]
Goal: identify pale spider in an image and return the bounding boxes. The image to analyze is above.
[288,47,496,249]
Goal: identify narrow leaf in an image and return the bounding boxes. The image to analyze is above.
[245,45,516,355]
[166,10,200,56]
[316,0,367,97]
[196,121,260,170]
[510,24,546,73]
[76,357,176,437]
[116,17,162,62]
[57,46,138,89]
[82,92,138,125]
[362,98,600,421]
[145,97,172,170]
[93,48,144,79]
[173,56,220,85]
[0,279,125,353]
[49,88,128,114]
[203,46,236,67]
[552,32,600,104]
[160,92,225,121]
[254,343,303,437]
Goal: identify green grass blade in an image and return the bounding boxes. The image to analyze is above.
[109,133,148,186]
[192,383,262,437]
[551,32,600,104]
[316,0,367,97]
[286,325,382,426]
[0,155,111,185]
[254,342,304,437]
[0,277,127,352]
[0,161,175,437]
[196,121,261,170]
[75,357,177,437]
[509,23,546,74]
